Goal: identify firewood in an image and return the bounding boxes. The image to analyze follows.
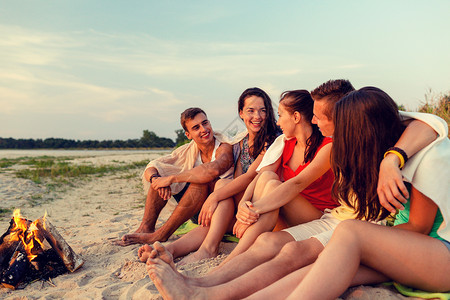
[1,249,29,289]
[0,237,20,274]
[0,218,23,274]
[35,218,84,272]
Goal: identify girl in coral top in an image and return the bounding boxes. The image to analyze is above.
[224,89,338,264]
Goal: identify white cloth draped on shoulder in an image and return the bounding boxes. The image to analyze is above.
[399,111,450,242]
[255,134,296,172]
[142,131,247,195]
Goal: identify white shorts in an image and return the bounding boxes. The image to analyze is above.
[282,210,342,247]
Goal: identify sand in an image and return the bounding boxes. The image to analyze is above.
[0,151,415,299]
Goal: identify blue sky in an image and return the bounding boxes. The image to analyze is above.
[1,1,449,141]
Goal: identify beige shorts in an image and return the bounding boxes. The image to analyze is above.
[282,210,342,247]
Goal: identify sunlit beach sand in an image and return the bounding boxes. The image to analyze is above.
[0,150,413,299]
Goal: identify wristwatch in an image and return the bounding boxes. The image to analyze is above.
[149,173,160,183]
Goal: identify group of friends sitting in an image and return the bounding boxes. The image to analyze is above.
[116,79,450,300]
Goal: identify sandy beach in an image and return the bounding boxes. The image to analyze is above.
[0,150,414,299]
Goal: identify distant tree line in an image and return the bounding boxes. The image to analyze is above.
[0,129,190,149]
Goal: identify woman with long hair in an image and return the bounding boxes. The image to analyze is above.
[249,87,450,299]
[138,87,280,264]
[219,89,339,264]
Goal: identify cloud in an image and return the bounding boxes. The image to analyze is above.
[336,64,364,69]
[0,24,369,139]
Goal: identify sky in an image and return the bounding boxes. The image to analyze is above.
[1,1,449,141]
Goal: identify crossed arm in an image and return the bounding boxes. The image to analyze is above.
[151,143,234,189]
[237,143,332,224]
[198,153,265,226]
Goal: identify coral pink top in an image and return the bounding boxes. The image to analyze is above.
[281,137,337,212]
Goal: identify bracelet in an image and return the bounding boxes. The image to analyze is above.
[384,147,408,169]
[149,174,160,183]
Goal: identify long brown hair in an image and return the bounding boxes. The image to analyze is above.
[331,87,405,221]
[280,90,324,163]
[238,88,280,158]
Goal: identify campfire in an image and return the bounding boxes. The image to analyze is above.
[0,210,84,290]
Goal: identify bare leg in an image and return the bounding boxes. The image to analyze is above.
[130,186,166,233]
[147,237,325,299]
[147,258,211,300]
[280,193,323,227]
[220,172,282,265]
[164,178,235,263]
[228,188,324,264]
[166,226,210,259]
[121,183,210,245]
[246,264,388,300]
[223,210,279,265]
[245,265,312,300]
[147,230,293,289]
[288,220,450,300]
[208,238,324,298]
[178,198,235,265]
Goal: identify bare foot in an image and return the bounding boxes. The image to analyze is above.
[150,242,176,270]
[147,258,207,300]
[138,242,175,266]
[134,222,155,234]
[145,243,208,287]
[113,221,156,246]
[118,232,167,246]
[178,247,218,266]
[138,244,154,262]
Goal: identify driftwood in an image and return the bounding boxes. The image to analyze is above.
[36,218,84,272]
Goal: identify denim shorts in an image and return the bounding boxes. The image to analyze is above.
[172,183,200,224]
[442,239,450,251]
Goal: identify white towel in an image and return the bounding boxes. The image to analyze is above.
[256,134,288,172]
[399,111,450,241]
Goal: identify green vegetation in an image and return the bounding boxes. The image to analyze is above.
[417,91,449,137]
[1,157,30,168]
[0,156,150,217]
[1,156,74,169]
[0,130,174,149]
[13,158,148,184]
[175,129,190,147]
[0,208,12,215]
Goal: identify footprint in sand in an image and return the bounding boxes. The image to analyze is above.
[122,277,160,299]
[77,271,95,287]
[101,282,135,299]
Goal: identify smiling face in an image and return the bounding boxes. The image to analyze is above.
[239,96,267,135]
[276,102,296,138]
[312,99,334,137]
[184,113,214,146]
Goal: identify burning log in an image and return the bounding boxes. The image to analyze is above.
[36,217,84,272]
[1,244,29,289]
[0,239,19,274]
[0,240,19,275]
[0,210,84,289]
[0,218,27,275]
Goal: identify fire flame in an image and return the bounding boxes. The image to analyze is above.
[10,209,45,262]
